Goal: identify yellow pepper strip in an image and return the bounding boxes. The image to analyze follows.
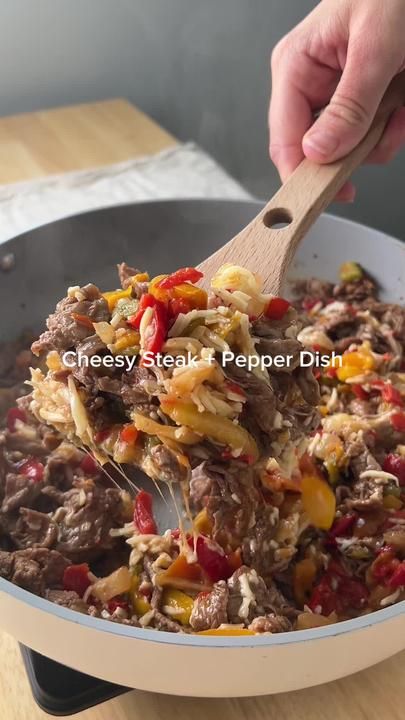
[197,628,255,636]
[132,272,149,283]
[130,574,152,617]
[113,331,140,352]
[149,274,170,302]
[162,588,194,626]
[325,460,340,485]
[293,558,317,606]
[103,286,133,311]
[160,399,259,462]
[383,495,403,510]
[296,612,337,630]
[133,412,200,445]
[172,283,208,309]
[330,348,375,382]
[193,508,213,535]
[301,473,336,530]
[339,261,363,283]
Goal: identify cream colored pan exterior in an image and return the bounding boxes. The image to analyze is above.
[0,583,404,696]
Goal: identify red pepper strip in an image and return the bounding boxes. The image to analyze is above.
[352,384,369,401]
[120,425,138,444]
[195,535,232,582]
[17,458,44,482]
[371,380,403,407]
[382,385,403,407]
[63,563,92,597]
[157,267,203,290]
[6,407,27,432]
[329,513,357,539]
[220,449,254,464]
[371,546,398,582]
[134,490,157,535]
[302,297,319,312]
[168,297,193,322]
[224,381,246,398]
[94,428,112,444]
[308,574,341,616]
[80,454,99,475]
[127,293,156,330]
[388,561,405,589]
[140,301,168,365]
[308,563,368,615]
[264,297,291,320]
[383,454,405,486]
[71,312,94,329]
[108,599,130,614]
[391,413,405,432]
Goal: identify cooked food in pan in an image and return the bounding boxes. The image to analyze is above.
[0,261,404,635]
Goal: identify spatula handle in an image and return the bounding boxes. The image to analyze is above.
[198,70,405,294]
[262,69,405,240]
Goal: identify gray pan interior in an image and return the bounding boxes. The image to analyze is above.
[0,199,264,340]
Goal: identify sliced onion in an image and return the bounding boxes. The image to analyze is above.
[93,321,115,345]
[67,376,90,440]
[90,566,131,604]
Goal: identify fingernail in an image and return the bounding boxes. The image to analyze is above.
[303,129,339,158]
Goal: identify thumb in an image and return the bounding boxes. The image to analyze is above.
[303,47,395,163]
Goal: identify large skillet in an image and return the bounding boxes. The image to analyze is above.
[0,200,404,696]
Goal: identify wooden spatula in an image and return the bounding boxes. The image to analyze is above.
[198,70,405,295]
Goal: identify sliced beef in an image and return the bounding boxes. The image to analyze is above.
[32,284,109,356]
[0,549,14,578]
[53,481,124,560]
[242,505,279,578]
[294,366,321,406]
[0,547,70,595]
[189,581,229,631]
[117,262,139,289]
[153,611,183,633]
[227,566,271,624]
[225,364,276,435]
[192,462,258,548]
[227,566,296,625]
[11,508,58,549]
[346,439,384,510]
[292,278,334,305]
[252,313,298,339]
[121,369,158,407]
[45,588,88,612]
[43,444,82,490]
[5,427,48,457]
[190,463,215,509]
[75,335,107,357]
[1,473,43,514]
[333,276,377,302]
[149,444,188,483]
[255,338,302,373]
[249,614,292,633]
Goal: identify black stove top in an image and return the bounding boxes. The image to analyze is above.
[20,645,129,716]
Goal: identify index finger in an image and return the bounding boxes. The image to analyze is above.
[269,55,313,182]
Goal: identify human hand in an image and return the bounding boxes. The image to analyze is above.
[269,0,405,201]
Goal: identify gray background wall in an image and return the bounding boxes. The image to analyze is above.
[1,0,404,238]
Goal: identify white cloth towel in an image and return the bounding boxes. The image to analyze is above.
[0,142,251,247]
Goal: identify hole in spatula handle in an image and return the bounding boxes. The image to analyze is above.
[263,207,292,230]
